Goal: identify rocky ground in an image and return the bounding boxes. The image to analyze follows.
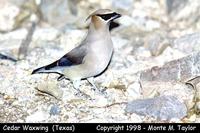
[0,0,200,123]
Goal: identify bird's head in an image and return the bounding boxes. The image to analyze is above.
[86,9,121,30]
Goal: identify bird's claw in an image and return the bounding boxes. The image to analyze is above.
[75,90,92,100]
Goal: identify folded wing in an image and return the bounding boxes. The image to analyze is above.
[32,45,87,74]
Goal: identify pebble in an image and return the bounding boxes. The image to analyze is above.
[50,104,61,115]
[126,82,142,100]
[37,81,63,99]
[130,113,143,123]
[33,28,60,41]
[26,110,49,122]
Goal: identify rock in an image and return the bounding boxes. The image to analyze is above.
[0,0,38,32]
[0,96,3,105]
[59,29,86,51]
[172,33,200,54]
[120,16,160,31]
[26,110,49,122]
[112,36,129,50]
[0,28,28,58]
[40,0,78,28]
[125,95,187,120]
[144,32,170,56]
[105,88,127,103]
[165,0,188,15]
[188,78,200,114]
[0,0,20,32]
[33,28,60,41]
[14,0,40,28]
[166,0,200,22]
[186,114,197,122]
[112,0,133,11]
[154,46,186,65]
[134,47,151,58]
[50,104,61,115]
[169,118,182,123]
[196,86,200,102]
[144,19,160,31]
[126,81,142,100]
[130,113,143,123]
[37,81,63,99]
[0,28,27,40]
[195,102,200,114]
[92,95,108,107]
[139,51,200,82]
[139,81,195,110]
[117,15,135,27]
[7,0,27,6]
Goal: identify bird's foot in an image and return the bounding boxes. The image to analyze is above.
[74,90,92,100]
[87,77,106,95]
[72,80,92,99]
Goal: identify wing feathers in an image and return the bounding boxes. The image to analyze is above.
[32,45,87,74]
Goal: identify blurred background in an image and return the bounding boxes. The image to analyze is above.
[0,0,200,59]
[0,0,200,123]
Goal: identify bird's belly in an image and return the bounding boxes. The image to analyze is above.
[64,42,113,80]
[87,51,112,76]
[86,42,113,77]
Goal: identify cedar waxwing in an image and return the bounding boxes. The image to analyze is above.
[32,9,121,94]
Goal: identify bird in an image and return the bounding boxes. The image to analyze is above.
[31,9,121,94]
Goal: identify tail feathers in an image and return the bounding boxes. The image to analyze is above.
[31,64,61,75]
[31,66,46,74]
[32,60,63,75]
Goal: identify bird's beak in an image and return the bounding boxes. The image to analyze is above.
[112,13,121,20]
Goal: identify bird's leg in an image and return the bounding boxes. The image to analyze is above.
[72,80,91,99]
[72,80,81,91]
[87,77,103,91]
[45,74,49,80]
[87,77,107,95]
[87,77,99,91]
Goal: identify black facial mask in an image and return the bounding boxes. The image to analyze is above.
[96,12,118,21]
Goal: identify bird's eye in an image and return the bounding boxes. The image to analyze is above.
[97,13,117,21]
